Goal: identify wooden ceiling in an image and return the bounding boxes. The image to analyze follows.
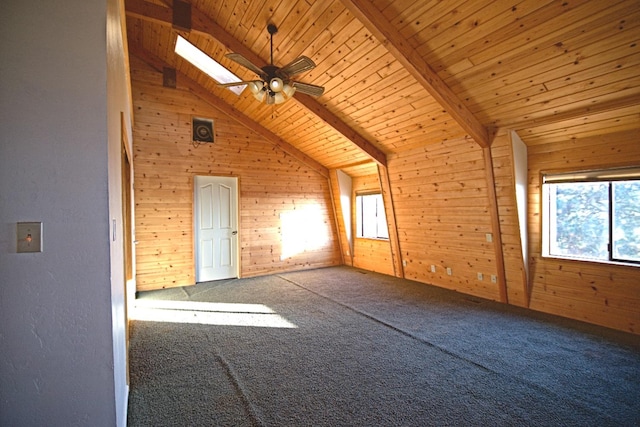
[125,0,640,176]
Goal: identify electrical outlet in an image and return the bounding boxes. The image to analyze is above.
[491,275,497,283]
[402,260,407,267]
[430,265,436,273]
[486,233,493,243]
[446,267,452,276]
[477,272,483,281]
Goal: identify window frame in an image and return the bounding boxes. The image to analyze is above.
[541,166,640,266]
[354,192,389,240]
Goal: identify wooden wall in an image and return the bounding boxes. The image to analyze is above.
[526,129,640,333]
[351,174,395,276]
[128,53,639,333]
[387,137,505,301]
[386,128,639,333]
[131,57,341,291]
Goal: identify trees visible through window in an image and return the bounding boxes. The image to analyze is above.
[542,168,640,264]
[355,193,389,239]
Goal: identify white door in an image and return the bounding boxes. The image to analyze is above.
[194,176,239,282]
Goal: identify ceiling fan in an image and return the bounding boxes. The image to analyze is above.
[218,24,325,105]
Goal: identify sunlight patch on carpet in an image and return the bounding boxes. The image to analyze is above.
[131,300,297,328]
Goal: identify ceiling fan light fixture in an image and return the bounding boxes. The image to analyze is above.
[253,90,266,103]
[248,81,263,94]
[269,77,284,93]
[272,92,286,104]
[282,83,296,98]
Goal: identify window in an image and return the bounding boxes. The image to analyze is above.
[174,35,245,95]
[355,193,389,239]
[542,167,640,264]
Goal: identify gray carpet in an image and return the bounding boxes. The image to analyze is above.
[127,266,640,426]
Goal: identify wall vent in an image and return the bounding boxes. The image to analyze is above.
[192,117,214,143]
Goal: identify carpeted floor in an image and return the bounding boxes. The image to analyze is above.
[127,266,640,426]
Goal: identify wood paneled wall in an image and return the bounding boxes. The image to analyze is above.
[129,53,639,332]
[351,174,394,276]
[386,128,639,333]
[527,129,640,333]
[131,57,341,291]
[387,138,504,301]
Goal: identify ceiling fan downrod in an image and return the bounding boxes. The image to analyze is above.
[267,24,278,66]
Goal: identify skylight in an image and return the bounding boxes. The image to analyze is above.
[174,35,245,95]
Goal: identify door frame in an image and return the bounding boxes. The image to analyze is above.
[120,113,134,385]
[194,175,240,282]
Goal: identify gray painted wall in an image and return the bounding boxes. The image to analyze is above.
[1,0,129,424]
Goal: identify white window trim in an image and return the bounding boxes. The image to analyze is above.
[541,166,640,266]
[355,192,389,240]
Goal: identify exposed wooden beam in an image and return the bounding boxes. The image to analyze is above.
[130,44,329,178]
[327,170,348,266]
[295,94,387,166]
[377,164,403,279]
[126,0,173,25]
[483,146,508,304]
[340,0,491,149]
[125,0,387,166]
[333,159,375,170]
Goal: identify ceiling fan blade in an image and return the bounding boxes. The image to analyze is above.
[278,56,316,78]
[225,53,267,79]
[217,80,260,88]
[292,81,325,97]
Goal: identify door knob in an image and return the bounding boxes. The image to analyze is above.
[232,231,238,235]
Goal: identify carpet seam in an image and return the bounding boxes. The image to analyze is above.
[276,273,620,424]
[204,333,267,427]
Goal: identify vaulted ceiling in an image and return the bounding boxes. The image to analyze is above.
[125,0,640,176]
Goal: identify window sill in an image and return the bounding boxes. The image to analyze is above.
[356,237,390,242]
[541,254,639,269]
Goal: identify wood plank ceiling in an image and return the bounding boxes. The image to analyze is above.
[125,0,640,176]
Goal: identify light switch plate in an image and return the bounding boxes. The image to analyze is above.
[17,222,42,253]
